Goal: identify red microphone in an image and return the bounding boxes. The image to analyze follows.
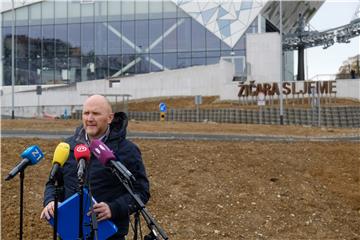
[74,144,91,182]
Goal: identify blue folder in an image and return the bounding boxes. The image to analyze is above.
[48,188,118,240]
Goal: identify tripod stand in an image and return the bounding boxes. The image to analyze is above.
[110,168,168,240]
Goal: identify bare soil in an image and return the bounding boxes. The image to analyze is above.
[1,118,360,239]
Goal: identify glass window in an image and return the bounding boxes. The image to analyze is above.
[16,26,28,58]
[206,57,219,65]
[29,25,41,59]
[55,24,68,57]
[55,58,68,83]
[135,1,149,20]
[42,58,55,84]
[192,57,205,66]
[149,53,163,72]
[95,23,108,55]
[2,27,12,59]
[68,23,81,57]
[135,54,149,74]
[135,20,149,54]
[95,1,107,22]
[122,54,136,75]
[81,23,94,56]
[16,58,29,85]
[233,35,245,50]
[149,19,163,53]
[122,21,135,55]
[149,1,162,19]
[177,4,189,18]
[177,52,191,68]
[42,1,54,25]
[221,50,232,57]
[122,1,135,21]
[81,2,94,23]
[177,18,191,52]
[207,51,220,57]
[29,58,41,84]
[43,25,55,58]
[163,19,177,53]
[163,53,177,69]
[206,29,220,52]
[221,41,231,51]
[163,1,176,19]
[55,1,67,24]
[82,56,95,81]
[2,11,13,27]
[16,7,28,26]
[69,57,81,83]
[107,21,121,55]
[191,19,205,51]
[108,55,122,77]
[192,51,205,58]
[29,4,41,25]
[108,1,121,21]
[68,1,81,23]
[3,58,12,85]
[95,55,108,79]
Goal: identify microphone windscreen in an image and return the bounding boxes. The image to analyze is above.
[52,142,70,167]
[20,145,44,165]
[89,139,115,166]
[74,144,91,162]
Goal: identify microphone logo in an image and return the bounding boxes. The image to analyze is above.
[75,145,88,152]
[94,148,101,155]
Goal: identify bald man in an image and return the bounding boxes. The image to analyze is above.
[41,95,150,240]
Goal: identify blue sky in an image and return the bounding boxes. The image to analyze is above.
[304,0,359,79]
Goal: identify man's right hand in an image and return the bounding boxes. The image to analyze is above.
[40,201,54,220]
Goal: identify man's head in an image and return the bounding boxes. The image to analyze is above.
[82,95,114,140]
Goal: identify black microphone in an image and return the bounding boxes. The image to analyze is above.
[74,144,91,182]
[5,145,44,181]
[49,142,70,182]
[89,139,136,182]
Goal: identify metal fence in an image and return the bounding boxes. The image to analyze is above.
[127,106,360,128]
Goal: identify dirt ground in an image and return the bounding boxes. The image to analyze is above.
[1,120,360,240]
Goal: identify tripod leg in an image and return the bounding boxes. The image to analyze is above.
[133,211,140,240]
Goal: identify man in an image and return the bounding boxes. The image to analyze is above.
[41,95,150,240]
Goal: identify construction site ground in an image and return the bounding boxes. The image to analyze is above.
[1,96,359,239]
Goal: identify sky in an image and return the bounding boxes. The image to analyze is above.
[304,0,359,79]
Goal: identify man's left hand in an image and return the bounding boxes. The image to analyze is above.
[89,202,112,221]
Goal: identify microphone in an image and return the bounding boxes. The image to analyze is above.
[89,139,136,182]
[5,145,44,181]
[74,144,91,181]
[48,142,70,182]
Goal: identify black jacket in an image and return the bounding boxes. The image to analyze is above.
[43,112,150,238]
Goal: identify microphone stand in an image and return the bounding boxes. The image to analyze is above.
[88,189,98,240]
[19,171,24,240]
[110,168,168,240]
[78,176,84,240]
[53,179,60,240]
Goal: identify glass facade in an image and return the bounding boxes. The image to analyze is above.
[1,0,258,86]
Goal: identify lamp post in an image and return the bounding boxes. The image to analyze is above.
[279,0,284,125]
[11,0,15,119]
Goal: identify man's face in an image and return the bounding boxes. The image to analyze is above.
[82,100,113,140]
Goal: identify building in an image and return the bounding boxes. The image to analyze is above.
[1,0,324,86]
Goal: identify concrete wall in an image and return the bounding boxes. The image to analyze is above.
[1,60,236,117]
[78,60,235,99]
[336,79,360,100]
[246,32,281,83]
